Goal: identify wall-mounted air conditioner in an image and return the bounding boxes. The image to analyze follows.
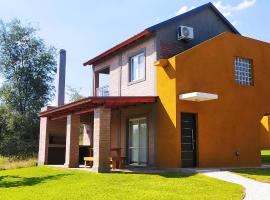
[177,26,194,41]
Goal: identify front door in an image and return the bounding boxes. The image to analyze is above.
[128,118,148,166]
[181,113,197,168]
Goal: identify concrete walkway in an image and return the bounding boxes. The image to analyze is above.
[203,171,270,200]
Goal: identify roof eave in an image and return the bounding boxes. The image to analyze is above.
[83,30,153,66]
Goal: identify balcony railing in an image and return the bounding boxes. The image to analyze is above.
[96,85,109,96]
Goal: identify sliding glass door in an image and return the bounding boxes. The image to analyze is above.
[129,118,148,166]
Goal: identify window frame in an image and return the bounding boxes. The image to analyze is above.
[234,56,254,86]
[128,48,146,85]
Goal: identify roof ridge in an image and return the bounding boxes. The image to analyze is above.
[146,2,239,34]
[83,2,239,66]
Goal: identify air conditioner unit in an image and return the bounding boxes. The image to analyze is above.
[177,26,194,41]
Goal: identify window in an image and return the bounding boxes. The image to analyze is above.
[234,57,253,86]
[129,52,145,82]
[129,118,148,166]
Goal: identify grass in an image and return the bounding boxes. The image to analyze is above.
[233,150,270,183]
[0,157,36,170]
[0,166,244,200]
[234,168,270,183]
[261,150,270,165]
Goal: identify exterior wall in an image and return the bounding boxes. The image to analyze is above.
[92,37,157,96]
[260,116,270,149]
[156,57,178,167]
[157,32,270,168]
[155,7,235,59]
[110,103,156,166]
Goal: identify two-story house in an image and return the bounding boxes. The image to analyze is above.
[38,2,270,172]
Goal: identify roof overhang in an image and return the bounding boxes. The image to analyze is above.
[179,92,218,102]
[83,30,153,66]
[82,3,239,67]
[40,96,157,119]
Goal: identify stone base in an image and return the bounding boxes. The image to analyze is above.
[64,163,79,168]
[37,161,46,166]
[91,166,111,173]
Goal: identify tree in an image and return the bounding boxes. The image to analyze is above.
[0,19,56,114]
[66,86,85,102]
[0,19,57,157]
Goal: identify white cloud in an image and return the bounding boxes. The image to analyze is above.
[176,6,195,16]
[214,0,256,16]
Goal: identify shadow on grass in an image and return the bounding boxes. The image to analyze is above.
[234,168,270,176]
[0,174,70,188]
[113,169,197,179]
[157,172,197,178]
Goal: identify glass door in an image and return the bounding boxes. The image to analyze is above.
[129,118,148,166]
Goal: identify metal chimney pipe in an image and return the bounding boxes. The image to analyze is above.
[56,49,66,106]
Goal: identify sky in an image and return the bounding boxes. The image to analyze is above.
[0,0,269,105]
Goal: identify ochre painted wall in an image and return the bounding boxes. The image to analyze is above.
[157,32,270,168]
[156,57,179,167]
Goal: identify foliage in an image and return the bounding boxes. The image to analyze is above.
[0,106,39,157]
[0,19,56,157]
[0,19,56,114]
[66,85,85,102]
[0,167,244,200]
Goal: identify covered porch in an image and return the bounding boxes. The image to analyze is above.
[38,96,157,172]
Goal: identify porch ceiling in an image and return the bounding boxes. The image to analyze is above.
[40,96,157,120]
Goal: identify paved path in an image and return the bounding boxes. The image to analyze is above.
[203,171,270,200]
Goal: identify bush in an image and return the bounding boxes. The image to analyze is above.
[0,106,39,158]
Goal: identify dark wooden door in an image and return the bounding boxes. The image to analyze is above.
[181,113,197,168]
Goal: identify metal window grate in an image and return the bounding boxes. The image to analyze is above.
[234,57,253,86]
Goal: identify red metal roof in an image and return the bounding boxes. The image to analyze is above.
[83,30,153,66]
[40,96,157,119]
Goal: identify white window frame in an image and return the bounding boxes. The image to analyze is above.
[128,51,146,84]
[128,117,148,166]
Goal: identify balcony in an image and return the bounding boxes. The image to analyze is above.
[96,85,109,96]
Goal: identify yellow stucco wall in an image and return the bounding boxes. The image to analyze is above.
[260,116,270,149]
[157,32,270,168]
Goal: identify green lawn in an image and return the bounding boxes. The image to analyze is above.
[261,150,270,165]
[234,168,270,183]
[0,166,243,200]
[233,150,270,183]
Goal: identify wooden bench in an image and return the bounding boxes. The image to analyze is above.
[110,156,125,169]
[110,148,125,169]
[84,157,93,168]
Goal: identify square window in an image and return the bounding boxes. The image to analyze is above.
[234,57,253,86]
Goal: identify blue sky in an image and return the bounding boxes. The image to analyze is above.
[0,0,269,104]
